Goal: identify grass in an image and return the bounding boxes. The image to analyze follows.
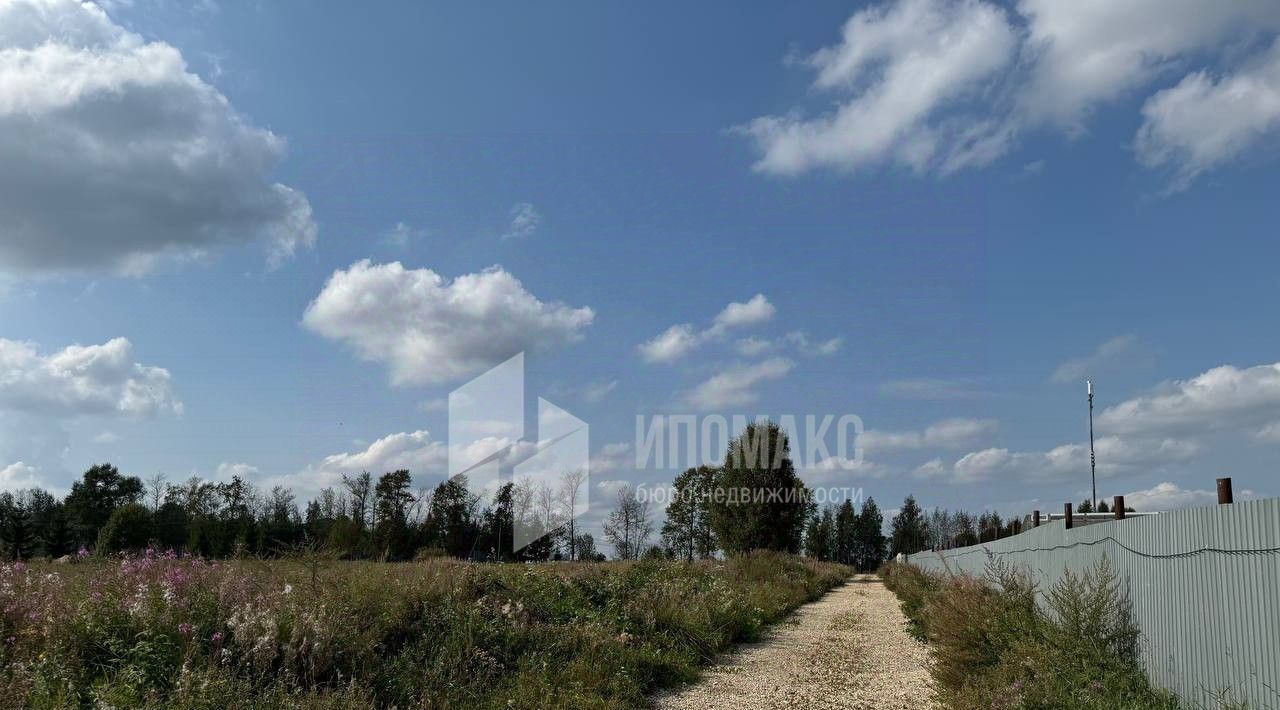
[0,551,848,709]
[880,558,1185,710]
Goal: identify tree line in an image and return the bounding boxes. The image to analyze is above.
[1,421,894,566]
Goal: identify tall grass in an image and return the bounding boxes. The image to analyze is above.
[881,559,1183,710]
[0,551,847,709]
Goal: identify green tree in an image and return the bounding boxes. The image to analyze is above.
[852,497,886,571]
[0,492,35,560]
[888,495,927,557]
[708,422,811,554]
[65,463,144,547]
[833,499,857,565]
[804,506,834,561]
[95,503,153,555]
[428,475,479,558]
[373,469,416,560]
[660,465,719,561]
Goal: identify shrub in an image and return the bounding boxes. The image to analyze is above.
[880,558,1181,710]
[94,503,153,555]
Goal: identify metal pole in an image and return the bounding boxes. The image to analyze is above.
[1217,477,1233,504]
[1114,495,1125,520]
[1087,379,1097,513]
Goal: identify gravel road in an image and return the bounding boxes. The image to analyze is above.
[651,574,936,709]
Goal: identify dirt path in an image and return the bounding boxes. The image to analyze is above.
[652,574,936,710]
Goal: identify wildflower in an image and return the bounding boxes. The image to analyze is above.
[211,631,223,644]
[178,623,193,637]
[77,547,89,559]
[283,583,293,595]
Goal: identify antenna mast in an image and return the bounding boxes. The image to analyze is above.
[1087,379,1097,513]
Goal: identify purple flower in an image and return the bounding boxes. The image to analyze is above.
[211,631,223,643]
[177,623,192,637]
[77,547,90,558]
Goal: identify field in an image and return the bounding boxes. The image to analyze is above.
[0,551,848,709]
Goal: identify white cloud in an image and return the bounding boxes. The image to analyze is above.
[639,324,702,364]
[1096,361,1280,436]
[740,0,1280,184]
[1051,334,1147,383]
[639,294,776,363]
[501,202,542,241]
[580,379,619,403]
[0,461,47,491]
[711,294,776,331]
[947,435,1200,484]
[805,456,889,484]
[682,357,794,410]
[590,442,633,475]
[268,430,448,499]
[0,0,316,275]
[0,337,181,417]
[215,462,260,481]
[1018,0,1280,129]
[1136,38,1280,189]
[784,331,843,356]
[303,260,594,386]
[860,417,997,454]
[1120,481,1217,511]
[739,0,1018,175]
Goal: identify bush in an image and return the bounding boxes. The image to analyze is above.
[880,558,1181,710]
[94,503,153,555]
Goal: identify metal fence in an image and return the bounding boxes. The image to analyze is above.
[906,496,1280,709]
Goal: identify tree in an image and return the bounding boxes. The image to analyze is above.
[660,465,719,561]
[558,469,587,560]
[343,472,374,532]
[833,499,857,565]
[574,532,603,561]
[0,492,35,560]
[373,469,416,560]
[852,497,886,571]
[480,482,516,561]
[65,463,144,547]
[602,484,653,560]
[888,495,927,557]
[95,503,153,555]
[428,475,478,558]
[804,506,834,561]
[708,422,810,554]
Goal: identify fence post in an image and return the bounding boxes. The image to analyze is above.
[1114,496,1125,520]
[1064,502,1073,530]
[1033,510,1040,527]
[1217,477,1233,504]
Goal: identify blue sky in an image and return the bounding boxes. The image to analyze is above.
[3,0,1280,526]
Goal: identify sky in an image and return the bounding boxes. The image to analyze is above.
[3,0,1280,533]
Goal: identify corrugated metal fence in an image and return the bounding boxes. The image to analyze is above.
[906,497,1280,709]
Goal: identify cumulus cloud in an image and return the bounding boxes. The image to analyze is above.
[0,337,181,417]
[215,462,260,481]
[739,0,1018,175]
[0,0,316,275]
[1050,334,1148,383]
[859,418,997,454]
[739,0,1280,185]
[0,461,47,491]
[501,202,542,241]
[590,442,633,475]
[1120,481,1220,511]
[639,294,776,363]
[1096,361,1280,436]
[1136,38,1280,189]
[945,435,1200,484]
[681,357,793,410]
[267,430,448,498]
[303,260,594,386]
